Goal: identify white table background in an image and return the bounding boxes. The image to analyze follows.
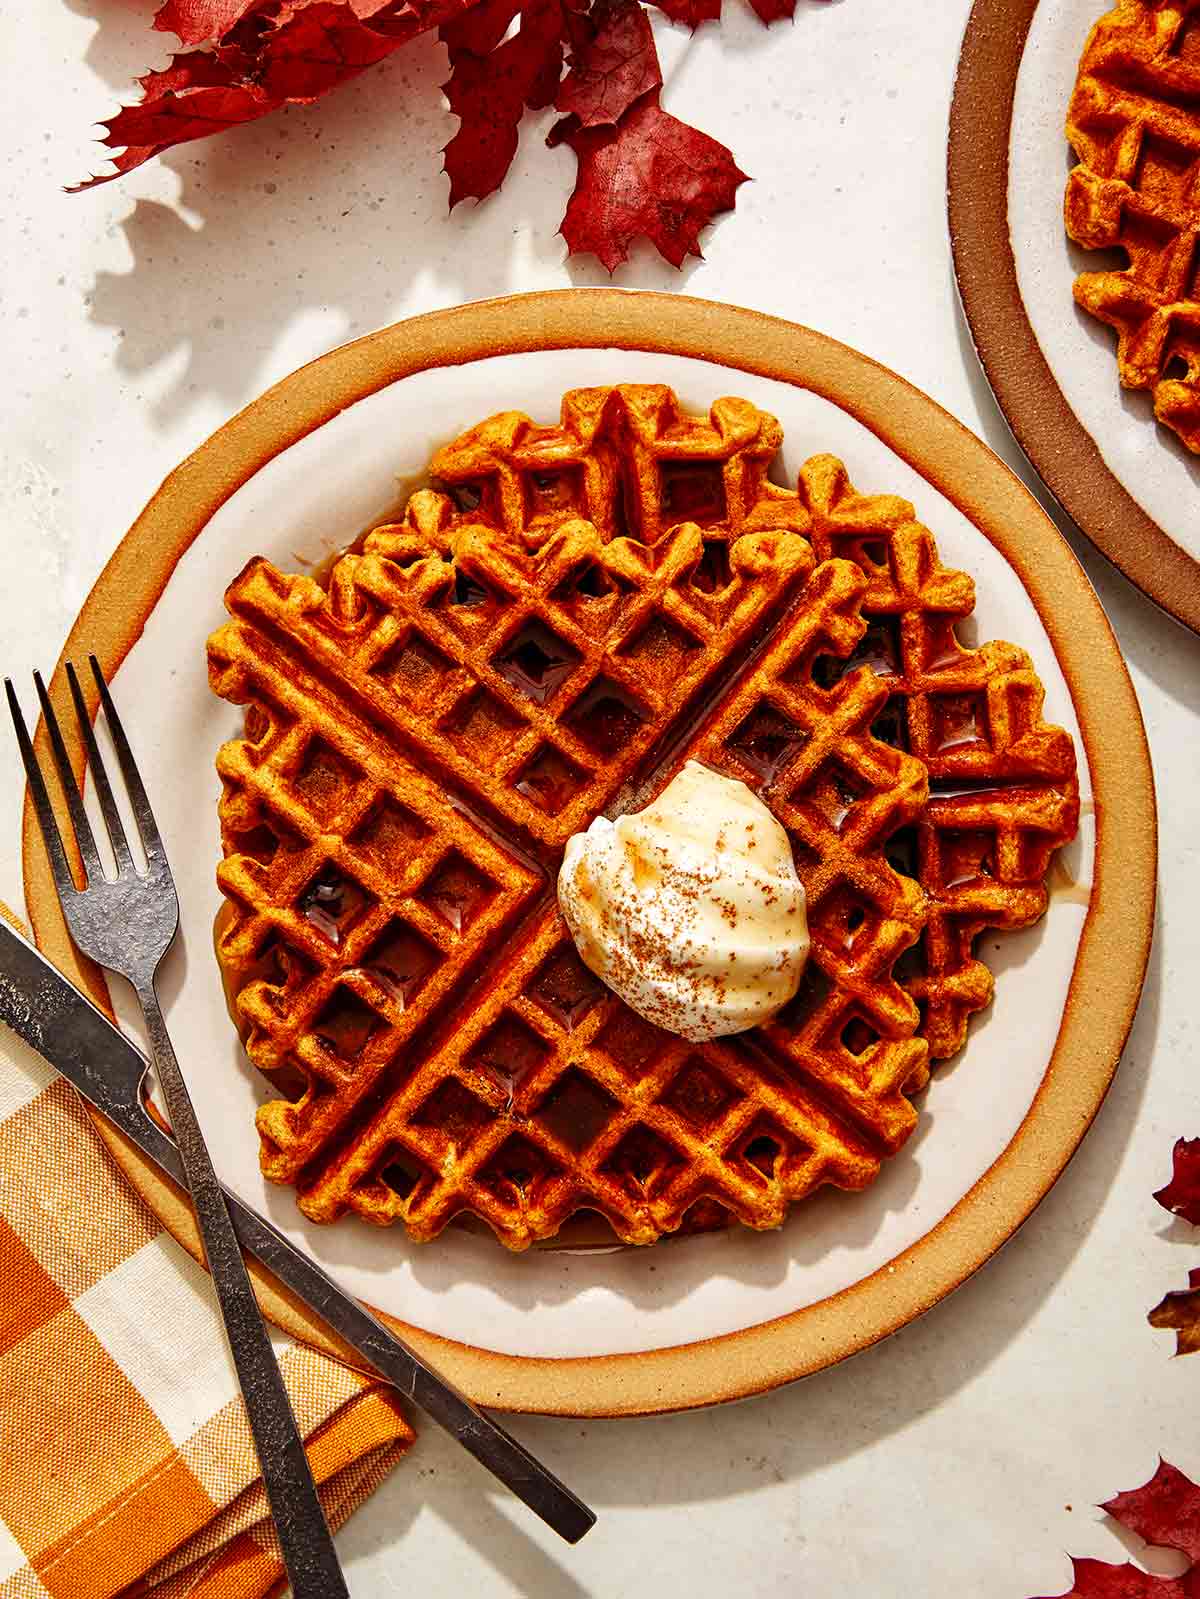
[3,2,1200,1594]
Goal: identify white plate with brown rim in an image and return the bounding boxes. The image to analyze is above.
[23,290,1154,1417]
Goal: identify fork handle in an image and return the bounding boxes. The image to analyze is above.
[136,978,350,1599]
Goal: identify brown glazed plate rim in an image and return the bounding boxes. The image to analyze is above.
[21,289,1156,1417]
[948,0,1200,636]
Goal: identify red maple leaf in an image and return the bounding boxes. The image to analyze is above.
[154,0,262,47]
[642,0,719,26]
[1031,1557,1200,1598]
[441,0,565,205]
[69,52,266,190]
[76,0,809,259]
[743,0,795,19]
[1149,1268,1200,1357]
[1029,1463,1200,1596]
[252,3,423,99]
[554,89,747,269]
[154,0,398,45]
[1155,1140,1200,1227]
[76,0,474,189]
[642,0,817,25]
[556,0,661,127]
[441,0,523,56]
[139,53,245,94]
[1102,1461,1200,1566]
[93,75,273,161]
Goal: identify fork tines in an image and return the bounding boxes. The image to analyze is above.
[7,658,166,893]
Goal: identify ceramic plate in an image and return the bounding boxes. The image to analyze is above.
[950,0,1200,635]
[22,290,1155,1416]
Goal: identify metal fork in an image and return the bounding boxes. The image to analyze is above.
[8,658,351,1599]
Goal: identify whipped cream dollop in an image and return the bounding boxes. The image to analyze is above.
[557,761,809,1043]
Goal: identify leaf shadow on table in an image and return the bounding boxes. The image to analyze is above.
[1156,1215,1200,1247]
[62,0,170,94]
[81,37,715,428]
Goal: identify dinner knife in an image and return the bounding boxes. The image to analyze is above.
[0,917,595,1545]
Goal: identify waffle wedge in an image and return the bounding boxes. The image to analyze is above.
[208,386,1078,1250]
[1065,0,1200,452]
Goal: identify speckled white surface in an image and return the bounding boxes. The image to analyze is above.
[3,2,1200,1595]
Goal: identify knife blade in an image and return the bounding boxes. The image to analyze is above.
[0,917,595,1544]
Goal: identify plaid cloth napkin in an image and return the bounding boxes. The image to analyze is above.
[0,923,414,1599]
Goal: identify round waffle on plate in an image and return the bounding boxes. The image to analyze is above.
[208,386,1078,1251]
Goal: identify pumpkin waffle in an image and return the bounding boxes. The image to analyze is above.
[1065,0,1200,452]
[207,386,1077,1250]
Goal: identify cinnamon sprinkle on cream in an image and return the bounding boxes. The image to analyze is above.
[557,761,810,1042]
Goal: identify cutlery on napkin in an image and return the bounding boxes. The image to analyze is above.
[0,905,413,1599]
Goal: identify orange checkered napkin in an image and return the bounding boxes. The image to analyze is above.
[0,982,414,1599]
